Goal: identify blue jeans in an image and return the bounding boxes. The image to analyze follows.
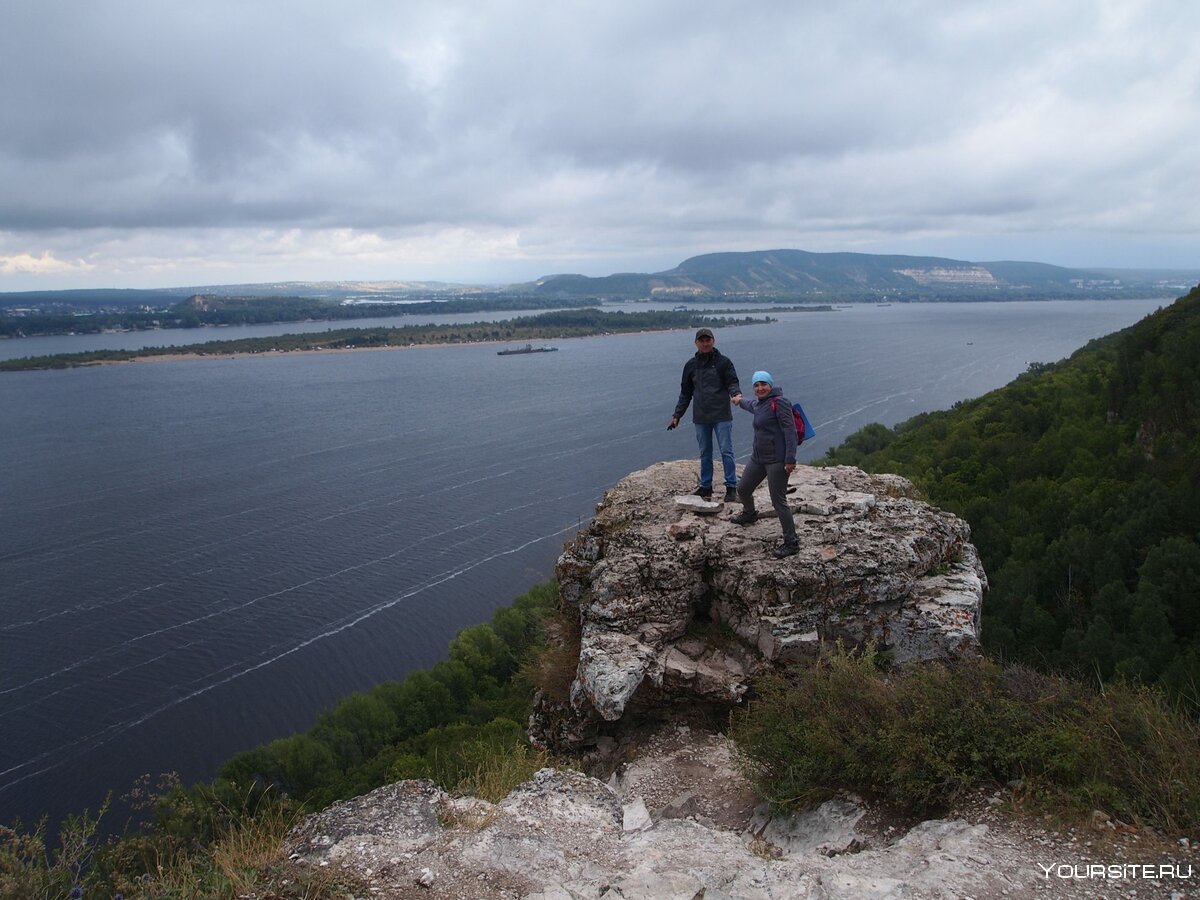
[694,420,736,490]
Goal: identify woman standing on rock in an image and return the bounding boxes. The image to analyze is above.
[730,371,799,558]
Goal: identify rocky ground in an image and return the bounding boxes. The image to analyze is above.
[283,723,1198,899]
[281,463,1196,898]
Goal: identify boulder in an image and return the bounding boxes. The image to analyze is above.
[531,461,985,751]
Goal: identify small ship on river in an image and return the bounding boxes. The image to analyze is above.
[497,344,559,356]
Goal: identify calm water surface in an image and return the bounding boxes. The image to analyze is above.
[0,299,1170,827]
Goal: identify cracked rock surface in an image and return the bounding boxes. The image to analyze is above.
[286,725,1192,899]
[533,460,986,751]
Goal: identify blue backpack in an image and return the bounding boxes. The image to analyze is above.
[772,398,817,445]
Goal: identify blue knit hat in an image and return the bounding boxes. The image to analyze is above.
[751,370,773,386]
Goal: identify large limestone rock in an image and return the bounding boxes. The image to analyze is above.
[533,460,985,750]
[284,727,1113,899]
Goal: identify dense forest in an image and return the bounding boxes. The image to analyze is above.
[0,309,770,371]
[825,285,1200,700]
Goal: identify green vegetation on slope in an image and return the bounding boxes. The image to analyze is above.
[216,583,558,810]
[1,583,560,899]
[531,249,1187,300]
[824,286,1200,699]
[731,643,1200,831]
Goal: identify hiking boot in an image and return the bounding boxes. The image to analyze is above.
[773,541,799,559]
[724,487,739,503]
[730,509,757,526]
[692,486,713,499]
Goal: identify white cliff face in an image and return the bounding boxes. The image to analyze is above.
[894,266,999,286]
[533,461,986,751]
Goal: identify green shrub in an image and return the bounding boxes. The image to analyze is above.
[0,786,362,900]
[0,798,108,900]
[730,644,1200,831]
[454,740,551,803]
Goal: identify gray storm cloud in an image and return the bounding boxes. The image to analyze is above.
[1,0,1198,287]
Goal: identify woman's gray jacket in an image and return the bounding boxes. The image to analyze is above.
[737,386,798,465]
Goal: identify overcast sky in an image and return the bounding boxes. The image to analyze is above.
[2,0,1198,290]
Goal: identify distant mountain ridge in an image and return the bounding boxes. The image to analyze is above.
[2,250,1196,310]
[529,249,1197,299]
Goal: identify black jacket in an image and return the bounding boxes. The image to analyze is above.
[673,348,741,424]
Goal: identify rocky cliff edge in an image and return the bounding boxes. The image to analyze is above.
[285,725,1178,899]
[283,463,1188,898]
[531,460,985,752]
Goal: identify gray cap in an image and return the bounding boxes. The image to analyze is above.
[695,327,714,340]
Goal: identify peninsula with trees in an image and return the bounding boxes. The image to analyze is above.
[0,309,773,372]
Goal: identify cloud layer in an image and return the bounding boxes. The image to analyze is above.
[3,0,1198,288]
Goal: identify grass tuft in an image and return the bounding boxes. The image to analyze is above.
[520,608,582,704]
[455,741,550,804]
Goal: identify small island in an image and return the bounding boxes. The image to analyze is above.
[0,309,772,372]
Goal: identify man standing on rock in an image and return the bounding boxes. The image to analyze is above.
[668,327,742,502]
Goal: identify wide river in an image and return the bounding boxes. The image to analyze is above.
[0,298,1171,828]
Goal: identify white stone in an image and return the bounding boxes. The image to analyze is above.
[622,798,653,833]
[748,796,867,856]
[674,494,724,514]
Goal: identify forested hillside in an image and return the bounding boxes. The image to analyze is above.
[825,286,1200,699]
[529,249,1193,299]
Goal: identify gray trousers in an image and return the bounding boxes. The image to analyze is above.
[737,460,797,545]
